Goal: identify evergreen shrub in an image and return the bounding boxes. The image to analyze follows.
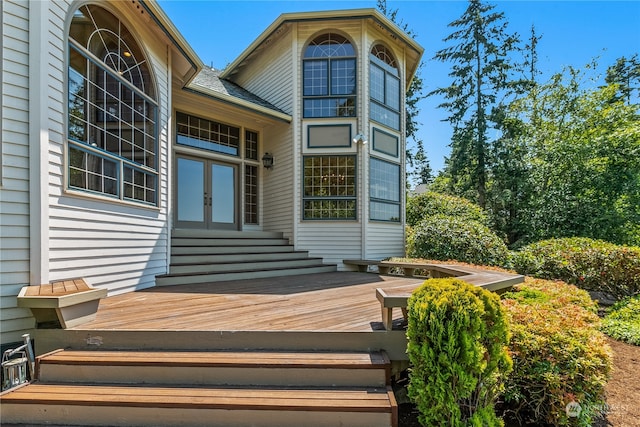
[406,191,490,227]
[601,295,640,345]
[509,237,640,300]
[501,278,612,426]
[407,214,509,266]
[407,278,512,426]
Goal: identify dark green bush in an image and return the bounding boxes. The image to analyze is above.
[501,278,612,426]
[407,278,512,426]
[601,295,640,345]
[406,191,490,227]
[407,214,509,266]
[509,237,640,300]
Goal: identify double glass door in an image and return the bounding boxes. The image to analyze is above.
[176,156,238,230]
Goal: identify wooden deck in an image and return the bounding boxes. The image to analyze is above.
[74,272,423,332]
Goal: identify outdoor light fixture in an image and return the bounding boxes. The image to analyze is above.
[352,133,367,145]
[261,152,274,169]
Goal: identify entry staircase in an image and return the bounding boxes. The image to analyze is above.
[0,348,398,426]
[156,229,337,286]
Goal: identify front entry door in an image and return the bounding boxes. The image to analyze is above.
[176,156,238,230]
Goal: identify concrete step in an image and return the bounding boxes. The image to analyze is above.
[36,349,390,388]
[0,383,397,427]
[156,264,337,286]
[169,258,325,275]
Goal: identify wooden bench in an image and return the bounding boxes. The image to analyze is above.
[343,259,381,272]
[375,264,524,330]
[17,278,107,329]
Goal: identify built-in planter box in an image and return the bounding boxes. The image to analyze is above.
[17,279,107,329]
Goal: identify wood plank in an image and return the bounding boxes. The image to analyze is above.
[2,384,394,412]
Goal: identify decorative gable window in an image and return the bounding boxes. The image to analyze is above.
[67,5,158,205]
[369,44,400,130]
[303,33,356,118]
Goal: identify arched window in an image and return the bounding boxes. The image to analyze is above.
[369,44,400,130]
[303,33,356,118]
[67,4,158,205]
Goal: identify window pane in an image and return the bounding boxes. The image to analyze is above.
[386,74,400,110]
[244,165,258,224]
[370,102,400,130]
[176,111,240,156]
[331,59,355,95]
[245,130,258,160]
[372,128,399,157]
[303,156,356,220]
[370,157,400,222]
[303,60,328,96]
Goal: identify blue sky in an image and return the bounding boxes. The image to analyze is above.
[158,0,640,176]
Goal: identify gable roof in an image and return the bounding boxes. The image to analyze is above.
[220,8,424,89]
[187,68,291,123]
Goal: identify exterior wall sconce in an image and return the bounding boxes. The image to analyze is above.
[262,152,274,169]
[352,133,367,145]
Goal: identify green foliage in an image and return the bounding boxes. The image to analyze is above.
[406,191,490,227]
[601,295,640,345]
[510,237,640,300]
[507,67,640,246]
[501,278,612,426]
[407,278,512,426]
[407,214,509,266]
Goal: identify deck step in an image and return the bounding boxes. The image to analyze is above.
[0,383,397,427]
[156,264,337,286]
[37,349,390,387]
[169,258,326,274]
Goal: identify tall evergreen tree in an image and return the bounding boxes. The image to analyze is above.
[605,54,640,105]
[430,0,520,208]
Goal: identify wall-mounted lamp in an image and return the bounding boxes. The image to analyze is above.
[261,152,274,169]
[352,133,368,145]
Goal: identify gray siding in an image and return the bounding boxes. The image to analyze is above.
[1,0,34,344]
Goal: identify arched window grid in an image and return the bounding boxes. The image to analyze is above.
[67,4,158,206]
[369,43,401,130]
[302,33,357,118]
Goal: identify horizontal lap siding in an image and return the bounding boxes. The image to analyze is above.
[365,223,405,260]
[46,3,170,296]
[1,0,33,344]
[297,223,362,269]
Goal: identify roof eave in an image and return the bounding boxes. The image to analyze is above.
[220,8,424,80]
[187,83,292,124]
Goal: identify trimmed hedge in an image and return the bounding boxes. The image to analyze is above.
[406,191,490,227]
[601,295,640,345]
[501,278,612,426]
[407,214,509,266]
[509,237,640,300]
[407,278,512,426]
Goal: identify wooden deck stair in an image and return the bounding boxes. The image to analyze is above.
[156,229,337,286]
[0,349,398,427]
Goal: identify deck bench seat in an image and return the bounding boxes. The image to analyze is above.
[17,278,107,329]
[343,259,381,272]
[375,264,524,330]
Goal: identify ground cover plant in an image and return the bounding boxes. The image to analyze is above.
[601,295,640,346]
[407,278,512,426]
[509,237,640,301]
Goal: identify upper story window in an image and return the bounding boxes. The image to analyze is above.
[303,33,356,118]
[369,44,400,130]
[67,4,158,205]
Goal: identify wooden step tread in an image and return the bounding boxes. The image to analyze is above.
[39,350,389,369]
[2,383,395,412]
[157,263,336,278]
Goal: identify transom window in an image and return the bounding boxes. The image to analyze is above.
[370,44,400,130]
[67,4,157,205]
[303,156,356,220]
[303,33,356,118]
[176,112,240,156]
[370,157,401,222]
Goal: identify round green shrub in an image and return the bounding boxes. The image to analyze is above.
[601,295,640,345]
[509,237,640,300]
[501,278,612,426]
[406,191,490,228]
[407,214,509,266]
[407,278,512,427]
